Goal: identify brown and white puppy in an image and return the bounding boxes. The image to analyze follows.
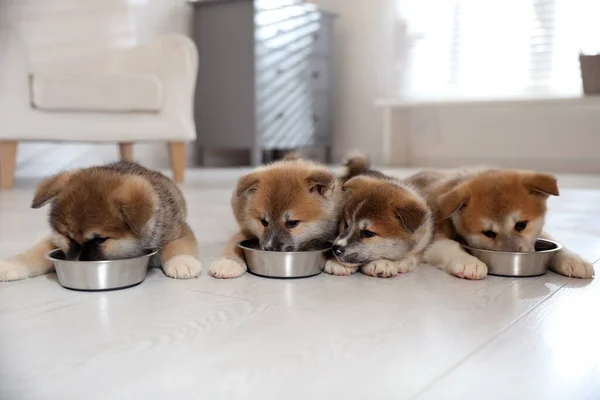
[324,155,433,278]
[0,161,201,281]
[408,168,594,280]
[209,158,340,279]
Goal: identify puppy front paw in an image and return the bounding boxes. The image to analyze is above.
[447,255,487,280]
[397,255,418,274]
[552,252,595,279]
[209,258,246,279]
[0,258,30,281]
[361,259,400,278]
[163,255,202,279]
[323,259,357,276]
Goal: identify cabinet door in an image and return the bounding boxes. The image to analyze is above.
[255,4,320,56]
[307,56,331,92]
[311,93,331,145]
[261,87,313,149]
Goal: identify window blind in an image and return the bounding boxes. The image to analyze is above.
[395,0,600,100]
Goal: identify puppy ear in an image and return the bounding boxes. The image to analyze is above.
[31,171,75,208]
[236,171,261,197]
[306,170,335,196]
[396,204,428,233]
[112,176,158,235]
[524,172,559,197]
[438,184,469,219]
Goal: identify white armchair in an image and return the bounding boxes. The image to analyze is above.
[0,27,199,189]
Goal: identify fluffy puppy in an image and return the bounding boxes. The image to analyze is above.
[324,154,433,278]
[209,158,340,279]
[0,161,201,281]
[408,168,594,279]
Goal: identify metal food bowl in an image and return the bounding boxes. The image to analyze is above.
[46,249,157,291]
[237,239,330,279]
[463,238,562,277]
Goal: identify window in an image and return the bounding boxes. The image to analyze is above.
[395,0,600,100]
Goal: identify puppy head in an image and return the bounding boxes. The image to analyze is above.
[234,160,338,251]
[32,169,158,261]
[438,170,558,252]
[332,176,432,266]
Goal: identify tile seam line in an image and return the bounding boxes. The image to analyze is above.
[408,277,572,400]
[183,287,316,312]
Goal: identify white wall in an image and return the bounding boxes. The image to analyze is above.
[311,0,396,164]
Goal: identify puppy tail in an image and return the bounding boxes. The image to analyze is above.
[282,151,303,162]
[342,150,371,179]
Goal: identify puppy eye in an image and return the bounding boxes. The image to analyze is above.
[260,218,269,227]
[514,221,528,232]
[482,230,497,239]
[91,237,108,244]
[344,221,349,230]
[360,230,376,239]
[285,220,300,229]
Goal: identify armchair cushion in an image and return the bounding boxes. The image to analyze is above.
[30,72,163,113]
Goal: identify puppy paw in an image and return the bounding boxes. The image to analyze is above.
[209,258,247,279]
[361,259,399,278]
[447,256,487,280]
[397,255,417,274]
[163,255,202,279]
[0,259,30,281]
[323,259,357,276]
[552,252,595,279]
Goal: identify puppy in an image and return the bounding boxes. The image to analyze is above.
[408,168,594,279]
[209,158,339,279]
[0,161,201,281]
[324,154,433,278]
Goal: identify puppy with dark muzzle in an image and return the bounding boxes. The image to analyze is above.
[209,157,340,279]
[323,154,433,278]
[0,161,202,281]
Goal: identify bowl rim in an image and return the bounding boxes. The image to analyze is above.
[462,238,563,255]
[237,239,331,255]
[45,248,158,263]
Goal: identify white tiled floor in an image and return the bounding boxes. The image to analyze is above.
[1,168,599,400]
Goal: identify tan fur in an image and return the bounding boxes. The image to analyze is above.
[326,158,433,278]
[409,168,594,280]
[0,161,201,281]
[210,159,340,279]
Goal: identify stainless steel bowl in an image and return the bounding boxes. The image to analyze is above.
[463,238,562,277]
[46,249,157,291]
[237,239,330,279]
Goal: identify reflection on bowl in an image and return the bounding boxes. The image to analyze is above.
[46,249,157,291]
[463,238,562,277]
[237,239,330,279]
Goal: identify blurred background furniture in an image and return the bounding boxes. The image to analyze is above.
[0,3,198,189]
[191,0,336,166]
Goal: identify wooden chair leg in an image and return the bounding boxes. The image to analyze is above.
[168,142,186,184]
[119,142,133,161]
[0,141,18,190]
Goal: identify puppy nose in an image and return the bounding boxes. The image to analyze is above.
[332,244,344,256]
